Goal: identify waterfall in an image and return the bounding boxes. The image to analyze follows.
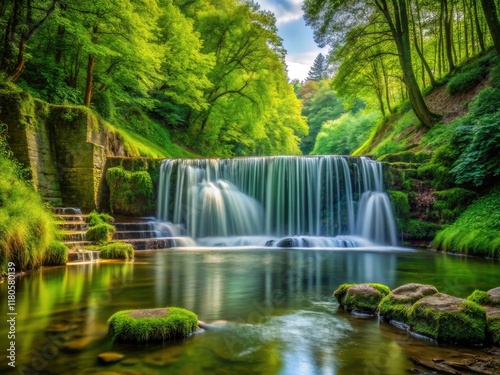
[156,156,398,247]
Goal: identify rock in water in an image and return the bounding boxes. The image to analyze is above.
[408,293,486,345]
[333,283,390,315]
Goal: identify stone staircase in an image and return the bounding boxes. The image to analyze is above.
[53,207,192,254]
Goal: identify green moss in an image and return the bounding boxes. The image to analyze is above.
[334,283,390,313]
[98,242,134,260]
[408,298,486,345]
[468,290,494,306]
[388,190,409,220]
[106,166,154,216]
[378,296,411,323]
[488,317,500,346]
[86,223,115,243]
[42,241,68,266]
[378,151,431,164]
[108,307,198,343]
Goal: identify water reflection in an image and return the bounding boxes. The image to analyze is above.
[0,249,498,375]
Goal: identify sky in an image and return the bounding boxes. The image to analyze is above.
[256,0,328,82]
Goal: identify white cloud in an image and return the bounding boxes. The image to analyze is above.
[258,0,304,24]
[286,61,311,81]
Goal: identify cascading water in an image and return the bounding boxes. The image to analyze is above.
[156,156,398,248]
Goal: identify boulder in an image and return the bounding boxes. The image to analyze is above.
[467,287,500,345]
[408,293,486,345]
[333,283,390,315]
[378,283,438,323]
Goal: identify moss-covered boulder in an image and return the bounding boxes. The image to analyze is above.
[378,283,438,323]
[407,293,486,345]
[333,283,390,315]
[108,307,198,343]
[99,242,134,260]
[467,287,500,345]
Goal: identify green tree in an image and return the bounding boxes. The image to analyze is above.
[303,0,440,128]
[307,53,330,81]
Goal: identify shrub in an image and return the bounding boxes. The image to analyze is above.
[87,210,114,226]
[446,66,485,95]
[388,190,409,220]
[99,242,134,260]
[86,223,115,243]
[106,167,154,215]
[43,241,69,266]
[108,307,198,342]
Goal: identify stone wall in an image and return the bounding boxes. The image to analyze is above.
[0,90,108,211]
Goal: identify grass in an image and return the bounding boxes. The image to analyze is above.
[42,241,69,266]
[433,186,500,257]
[98,242,134,260]
[108,307,198,343]
[87,210,114,226]
[0,150,59,274]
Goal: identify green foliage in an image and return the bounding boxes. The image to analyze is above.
[87,211,114,227]
[311,111,379,155]
[452,88,500,186]
[43,241,69,266]
[433,187,500,257]
[378,151,431,164]
[417,145,459,190]
[86,223,115,244]
[401,219,440,241]
[446,66,485,95]
[432,188,477,224]
[388,191,410,220]
[108,307,198,342]
[0,128,58,274]
[106,167,154,216]
[99,242,134,260]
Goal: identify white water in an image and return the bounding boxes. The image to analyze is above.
[156,156,398,247]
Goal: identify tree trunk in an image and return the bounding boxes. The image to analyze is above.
[379,0,440,128]
[443,0,456,72]
[411,0,437,87]
[480,0,500,54]
[10,38,26,82]
[473,0,486,52]
[84,26,98,107]
[463,0,469,59]
[381,61,392,113]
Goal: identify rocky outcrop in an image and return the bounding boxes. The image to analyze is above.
[334,283,390,315]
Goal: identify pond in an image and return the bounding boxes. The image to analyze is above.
[0,248,498,374]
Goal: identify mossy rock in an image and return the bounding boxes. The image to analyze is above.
[407,293,486,345]
[333,283,390,314]
[108,307,198,343]
[378,283,438,323]
[378,151,431,164]
[467,287,500,345]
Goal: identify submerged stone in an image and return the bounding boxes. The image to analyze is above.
[97,352,125,364]
[108,307,198,343]
[408,293,487,345]
[333,283,390,315]
[276,238,295,247]
[378,283,438,323]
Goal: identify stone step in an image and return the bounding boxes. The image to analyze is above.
[114,222,156,231]
[58,222,89,232]
[57,214,88,222]
[113,230,165,240]
[62,232,87,242]
[65,241,94,249]
[68,251,100,262]
[122,237,193,250]
[52,207,83,215]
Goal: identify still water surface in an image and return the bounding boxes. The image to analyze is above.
[0,248,498,374]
